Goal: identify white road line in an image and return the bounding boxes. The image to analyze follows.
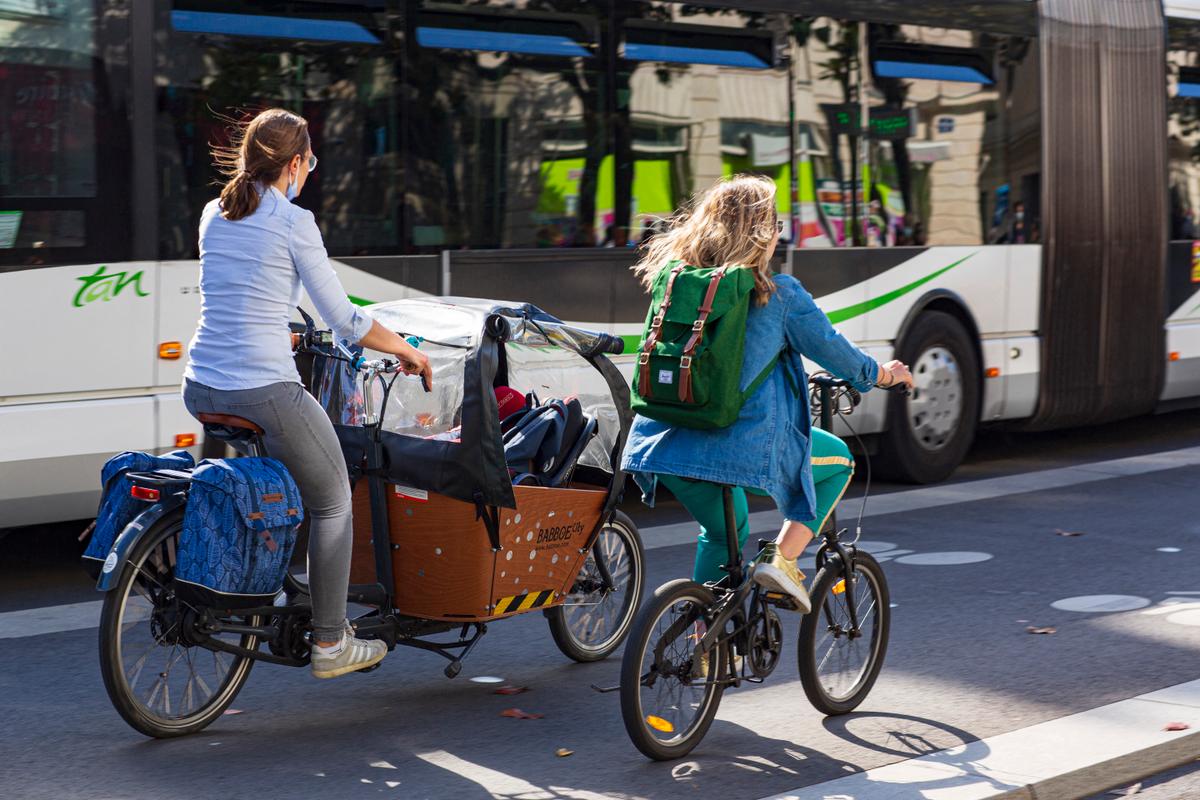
[0,600,104,640]
[761,678,1200,800]
[6,445,1200,641]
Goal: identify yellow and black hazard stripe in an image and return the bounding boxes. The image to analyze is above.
[494,589,556,615]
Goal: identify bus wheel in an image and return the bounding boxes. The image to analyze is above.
[877,310,979,484]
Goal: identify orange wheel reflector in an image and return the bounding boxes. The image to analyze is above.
[646,715,674,733]
[174,433,196,447]
[985,367,1001,378]
[158,341,183,359]
[833,579,846,595]
[1170,351,1182,362]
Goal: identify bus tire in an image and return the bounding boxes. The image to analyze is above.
[876,310,979,484]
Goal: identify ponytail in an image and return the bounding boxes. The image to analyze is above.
[210,108,311,222]
[218,171,261,221]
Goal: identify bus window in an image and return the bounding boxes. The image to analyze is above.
[619,4,789,247]
[0,0,131,269]
[157,1,399,260]
[407,1,602,251]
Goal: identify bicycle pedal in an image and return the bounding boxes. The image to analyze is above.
[764,591,800,611]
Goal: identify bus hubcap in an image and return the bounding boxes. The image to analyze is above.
[908,346,962,450]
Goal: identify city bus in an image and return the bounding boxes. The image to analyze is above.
[2,0,1198,528]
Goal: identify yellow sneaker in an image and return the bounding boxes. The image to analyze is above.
[752,547,811,613]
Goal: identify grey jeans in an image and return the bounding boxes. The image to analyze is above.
[183,379,351,642]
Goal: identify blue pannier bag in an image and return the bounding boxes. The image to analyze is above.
[176,458,303,608]
[82,449,196,577]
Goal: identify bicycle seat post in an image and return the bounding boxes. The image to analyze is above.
[721,485,743,586]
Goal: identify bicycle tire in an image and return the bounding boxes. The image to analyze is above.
[619,579,725,760]
[98,507,259,738]
[797,551,890,715]
[547,512,645,662]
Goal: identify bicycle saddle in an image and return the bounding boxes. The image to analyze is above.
[197,412,264,441]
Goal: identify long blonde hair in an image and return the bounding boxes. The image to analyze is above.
[633,174,778,305]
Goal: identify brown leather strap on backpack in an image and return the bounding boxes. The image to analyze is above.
[677,267,727,403]
[638,264,685,397]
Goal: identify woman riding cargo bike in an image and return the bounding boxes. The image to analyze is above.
[83,108,644,738]
[618,174,914,759]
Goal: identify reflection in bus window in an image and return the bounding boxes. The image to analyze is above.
[407,1,603,250]
[0,0,130,268]
[156,1,400,260]
[785,19,1039,248]
[1169,20,1200,241]
[621,4,787,247]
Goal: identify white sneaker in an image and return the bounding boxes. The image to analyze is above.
[310,625,386,679]
[752,547,811,614]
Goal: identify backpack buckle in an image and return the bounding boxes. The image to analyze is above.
[680,356,692,369]
[691,319,705,332]
[650,314,664,329]
[638,352,650,365]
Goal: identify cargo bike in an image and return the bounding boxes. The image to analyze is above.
[91,298,645,738]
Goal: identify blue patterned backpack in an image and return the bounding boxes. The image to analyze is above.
[82,449,196,577]
[176,458,304,607]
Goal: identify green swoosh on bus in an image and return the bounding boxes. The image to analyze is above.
[825,251,978,324]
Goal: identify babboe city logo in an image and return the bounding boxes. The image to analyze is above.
[72,266,150,308]
[536,520,584,545]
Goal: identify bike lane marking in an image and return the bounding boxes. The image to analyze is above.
[6,444,1200,640]
[759,677,1200,800]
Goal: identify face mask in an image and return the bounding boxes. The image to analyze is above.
[1015,211,1024,222]
[285,169,299,200]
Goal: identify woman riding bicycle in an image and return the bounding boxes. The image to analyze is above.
[182,108,433,679]
[621,175,914,612]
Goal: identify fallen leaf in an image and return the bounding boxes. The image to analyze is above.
[1026,626,1057,635]
[1109,782,1142,796]
[556,748,574,758]
[222,709,244,715]
[501,707,544,720]
[1165,722,1191,731]
[494,685,529,696]
[1055,529,1085,537]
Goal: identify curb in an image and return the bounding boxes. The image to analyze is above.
[760,679,1200,800]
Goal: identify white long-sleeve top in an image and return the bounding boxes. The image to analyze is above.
[184,185,372,390]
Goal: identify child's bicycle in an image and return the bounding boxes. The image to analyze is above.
[617,374,908,760]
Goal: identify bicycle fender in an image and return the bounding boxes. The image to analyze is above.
[94,495,186,592]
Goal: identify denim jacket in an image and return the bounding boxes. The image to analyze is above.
[620,273,879,522]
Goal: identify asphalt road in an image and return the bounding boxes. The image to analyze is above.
[7,409,1200,799]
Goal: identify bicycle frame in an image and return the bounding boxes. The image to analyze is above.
[683,379,869,675]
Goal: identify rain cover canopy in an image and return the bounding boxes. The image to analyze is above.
[339,297,630,510]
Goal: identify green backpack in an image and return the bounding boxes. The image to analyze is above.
[631,261,778,430]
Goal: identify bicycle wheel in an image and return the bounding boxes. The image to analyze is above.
[797,550,890,716]
[619,579,725,760]
[98,508,260,738]
[547,512,645,662]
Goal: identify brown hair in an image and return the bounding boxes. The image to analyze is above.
[632,174,779,305]
[211,108,311,221]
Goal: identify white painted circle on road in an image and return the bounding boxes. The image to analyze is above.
[1051,595,1151,613]
[856,541,897,554]
[1158,547,1182,553]
[1167,608,1200,627]
[894,551,993,566]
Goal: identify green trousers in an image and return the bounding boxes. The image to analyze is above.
[658,428,855,584]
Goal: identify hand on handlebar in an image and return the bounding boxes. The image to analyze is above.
[876,360,913,390]
[394,341,433,392]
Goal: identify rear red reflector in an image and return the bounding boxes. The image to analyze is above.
[130,486,160,502]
